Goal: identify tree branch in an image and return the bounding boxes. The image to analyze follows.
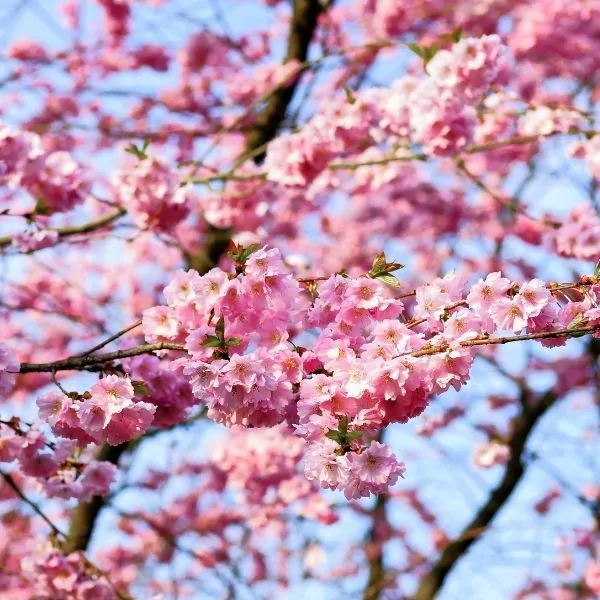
[412,389,557,600]
[0,208,126,249]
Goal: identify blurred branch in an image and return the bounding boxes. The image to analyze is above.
[362,492,390,600]
[413,389,557,600]
[0,470,66,538]
[0,208,126,249]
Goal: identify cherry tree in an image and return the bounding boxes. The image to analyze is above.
[0,0,599,598]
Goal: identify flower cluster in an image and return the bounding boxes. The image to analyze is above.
[0,125,43,188]
[209,425,338,524]
[21,547,117,600]
[0,422,116,501]
[264,35,512,184]
[546,204,600,261]
[39,375,156,447]
[111,155,192,232]
[11,229,59,253]
[143,246,599,499]
[0,124,89,213]
[411,35,511,155]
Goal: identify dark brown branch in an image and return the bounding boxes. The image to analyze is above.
[18,326,600,375]
[241,0,328,163]
[61,443,131,554]
[363,493,389,600]
[186,0,329,273]
[412,389,557,600]
[18,342,185,373]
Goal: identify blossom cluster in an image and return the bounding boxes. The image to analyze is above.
[111,155,193,232]
[0,422,116,502]
[0,124,90,213]
[209,425,338,525]
[140,246,600,499]
[40,375,156,447]
[264,35,511,186]
[21,547,117,600]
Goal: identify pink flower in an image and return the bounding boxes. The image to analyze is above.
[304,440,350,491]
[346,278,388,310]
[584,561,600,595]
[78,460,117,500]
[347,441,405,486]
[164,269,202,308]
[245,247,287,278]
[489,298,528,332]
[36,392,67,426]
[142,305,180,341]
[467,272,511,312]
[515,279,551,318]
[79,375,135,431]
[443,309,482,341]
[472,441,510,468]
[0,434,23,462]
[103,401,156,445]
[222,353,264,392]
[91,375,135,412]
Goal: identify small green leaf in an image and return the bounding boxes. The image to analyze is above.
[371,252,387,274]
[132,380,152,396]
[229,243,262,264]
[407,43,426,59]
[346,430,363,441]
[343,86,356,105]
[34,198,50,216]
[594,260,600,279]
[124,142,148,160]
[226,336,242,347]
[202,335,222,348]
[406,42,440,66]
[325,430,342,442]
[374,273,402,287]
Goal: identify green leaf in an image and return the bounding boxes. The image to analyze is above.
[346,430,363,441]
[34,197,50,216]
[325,430,342,442]
[343,86,356,105]
[374,273,402,287]
[202,335,222,348]
[124,141,149,161]
[226,336,242,347]
[371,252,387,274]
[594,260,600,279]
[229,243,262,264]
[423,43,440,63]
[132,380,152,396]
[407,43,426,60]
[406,42,440,66]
